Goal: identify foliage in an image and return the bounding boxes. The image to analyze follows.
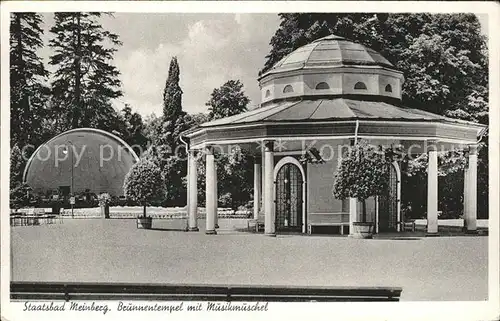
[49,12,123,131]
[333,142,390,221]
[162,57,185,151]
[123,159,165,215]
[195,147,254,209]
[206,80,250,120]
[10,144,25,189]
[190,113,210,126]
[97,193,111,206]
[10,183,31,210]
[10,145,30,209]
[116,104,148,155]
[10,13,50,148]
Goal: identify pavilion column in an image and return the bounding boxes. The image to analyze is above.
[463,165,469,230]
[464,144,478,233]
[426,140,439,235]
[187,150,199,232]
[261,152,265,214]
[253,156,262,220]
[263,141,276,236]
[214,159,219,229]
[205,146,217,235]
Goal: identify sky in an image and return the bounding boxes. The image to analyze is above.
[38,13,489,118]
[40,13,281,117]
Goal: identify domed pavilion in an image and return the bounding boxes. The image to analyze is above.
[182,35,486,236]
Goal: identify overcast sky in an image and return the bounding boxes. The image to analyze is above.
[38,13,488,118]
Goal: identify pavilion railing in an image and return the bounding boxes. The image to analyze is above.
[11,282,402,302]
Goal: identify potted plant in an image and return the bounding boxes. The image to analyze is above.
[123,158,165,229]
[98,193,111,219]
[333,141,390,239]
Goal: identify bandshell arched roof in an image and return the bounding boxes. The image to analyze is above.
[23,128,139,196]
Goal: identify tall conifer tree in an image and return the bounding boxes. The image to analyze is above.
[10,12,49,148]
[49,12,122,131]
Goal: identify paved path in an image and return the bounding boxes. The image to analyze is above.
[10,219,488,301]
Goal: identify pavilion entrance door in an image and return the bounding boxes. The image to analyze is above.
[378,163,398,232]
[275,163,303,232]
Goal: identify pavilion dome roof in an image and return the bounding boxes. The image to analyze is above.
[261,35,396,78]
[198,98,478,128]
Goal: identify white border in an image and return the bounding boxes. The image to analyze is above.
[1,2,499,321]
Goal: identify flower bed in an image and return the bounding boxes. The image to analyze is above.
[52,206,252,219]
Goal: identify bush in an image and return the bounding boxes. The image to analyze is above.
[123,159,165,217]
[10,183,30,210]
[333,141,390,222]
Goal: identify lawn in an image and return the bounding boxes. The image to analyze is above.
[10,218,488,301]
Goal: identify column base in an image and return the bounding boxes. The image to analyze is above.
[187,227,199,232]
[425,232,440,237]
[205,230,217,235]
[264,233,276,237]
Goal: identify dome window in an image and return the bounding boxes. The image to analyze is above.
[385,84,392,93]
[315,82,330,90]
[354,82,367,90]
[283,85,294,93]
[265,90,271,98]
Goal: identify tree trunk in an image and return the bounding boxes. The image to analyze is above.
[73,13,82,128]
[362,199,367,222]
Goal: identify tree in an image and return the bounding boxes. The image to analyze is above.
[123,159,165,217]
[333,142,390,222]
[49,12,122,131]
[10,144,30,209]
[10,13,49,148]
[143,57,198,206]
[206,80,250,120]
[162,57,185,151]
[10,144,25,189]
[118,104,148,155]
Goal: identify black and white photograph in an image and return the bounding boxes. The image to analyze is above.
[1,1,499,321]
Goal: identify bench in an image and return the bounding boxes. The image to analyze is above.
[11,281,403,302]
[247,215,265,232]
[308,213,350,235]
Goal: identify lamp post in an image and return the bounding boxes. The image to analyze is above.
[63,141,74,218]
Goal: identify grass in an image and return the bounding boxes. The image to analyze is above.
[10,218,488,301]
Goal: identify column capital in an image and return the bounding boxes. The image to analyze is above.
[204,145,214,155]
[189,149,200,157]
[468,144,479,155]
[426,139,439,152]
[263,140,274,152]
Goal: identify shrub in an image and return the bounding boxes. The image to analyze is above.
[98,193,111,207]
[333,141,390,222]
[123,159,165,217]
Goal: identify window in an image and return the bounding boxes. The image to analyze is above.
[354,82,367,90]
[385,84,392,93]
[315,82,330,90]
[283,85,294,93]
[265,90,271,98]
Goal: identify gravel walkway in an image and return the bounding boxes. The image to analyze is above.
[10,218,488,301]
